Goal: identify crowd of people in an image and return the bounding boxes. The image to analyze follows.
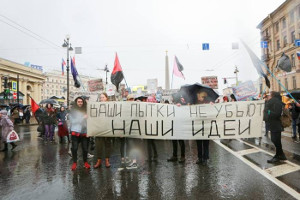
[0,90,299,170]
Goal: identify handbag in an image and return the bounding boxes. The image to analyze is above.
[7,130,20,143]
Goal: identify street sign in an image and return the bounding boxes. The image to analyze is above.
[202,43,210,50]
[295,39,300,47]
[12,81,17,91]
[261,41,268,48]
[13,92,17,99]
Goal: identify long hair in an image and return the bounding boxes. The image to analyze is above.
[72,96,87,113]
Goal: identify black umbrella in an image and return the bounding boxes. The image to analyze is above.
[134,95,147,101]
[179,83,219,104]
[277,53,292,72]
[287,91,300,100]
[39,99,57,104]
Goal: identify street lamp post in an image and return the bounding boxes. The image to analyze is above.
[234,65,239,86]
[62,35,73,108]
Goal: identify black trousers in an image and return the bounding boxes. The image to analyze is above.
[71,135,89,163]
[172,140,185,157]
[95,137,111,159]
[197,140,209,160]
[270,131,284,158]
[120,138,130,158]
[147,139,157,158]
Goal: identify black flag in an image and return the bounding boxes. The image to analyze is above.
[277,53,292,72]
[242,41,270,88]
[110,53,124,91]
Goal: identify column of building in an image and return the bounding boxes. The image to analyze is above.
[21,78,27,105]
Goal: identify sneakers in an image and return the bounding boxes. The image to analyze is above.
[126,162,138,169]
[167,156,178,162]
[87,153,94,159]
[68,150,72,157]
[125,157,132,163]
[278,154,287,161]
[84,162,91,169]
[71,162,77,171]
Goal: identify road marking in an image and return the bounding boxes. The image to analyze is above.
[236,148,260,156]
[265,164,300,177]
[214,140,300,200]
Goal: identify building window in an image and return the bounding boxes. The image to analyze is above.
[291,31,295,43]
[282,17,286,29]
[275,22,279,33]
[276,40,280,50]
[293,76,297,89]
[283,36,287,47]
[290,11,295,23]
[291,54,295,67]
[285,78,288,90]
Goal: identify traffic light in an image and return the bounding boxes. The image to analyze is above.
[224,78,227,84]
[3,88,9,99]
[3,77,8,88]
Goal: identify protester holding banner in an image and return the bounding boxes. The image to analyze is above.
[195,91,211,165]
[0,110,17,151]
[94,93,112,169]
[265,92,287,163]
[167,96,185,163]
[57,106,69,144]
[146,96,158,162]
[70,96,90,170]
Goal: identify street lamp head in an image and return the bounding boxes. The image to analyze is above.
[62,42,67,48]
[69,44,73,51]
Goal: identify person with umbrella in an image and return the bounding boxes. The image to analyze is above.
[43,103,57,142]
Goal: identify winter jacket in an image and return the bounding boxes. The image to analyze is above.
[265,93,284,132]
[43,108,56,125]
[289,103,300,119]
[57,111,67,123]
[0,110,14,142]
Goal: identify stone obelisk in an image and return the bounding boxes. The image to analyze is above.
[165,50,170,90]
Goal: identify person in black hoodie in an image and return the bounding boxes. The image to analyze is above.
[288,100,300,140]
[265,91,287,163]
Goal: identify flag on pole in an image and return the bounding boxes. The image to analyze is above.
[276,53,292,72]
[111,53,124,91]
[70,56,81,88]
[173,56,185,79]
[297,51,300,60]
[30,97,40,115]
[241,41,270,88]
[62,58,66,76]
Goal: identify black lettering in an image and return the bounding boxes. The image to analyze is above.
[131,104,138,117]
[246,103,256,117]
[225,104,233,118]
[198,106,207,118]
[224,120,236,136]
[145,120,159,136]
[162,120,173,136]
[99,104,106,117]
[90,104,97,117]
[190,106,198,117]
[112,120,125,135]
[129,120,141,135]
[138,104,144,117]
[167,105,175,117]
[239,119,251,135]
[192,120,204,136]
[208,120,220,138]
[107,104,114,117]
[157,105,164,117]
[236,104,244,117]
[214,105,223,118]
[257,102,264,116]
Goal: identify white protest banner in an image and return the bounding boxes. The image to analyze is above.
[87,100,264,140]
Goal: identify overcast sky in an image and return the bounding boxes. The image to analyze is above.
[0,0,286,93]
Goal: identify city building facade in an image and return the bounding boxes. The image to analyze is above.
[257,0,300,93]
[42,70,97,102]
[0,57,45,105]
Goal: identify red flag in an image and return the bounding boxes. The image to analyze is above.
[173,56,185,79]
[111,53,124,90]
[31,98,40,114]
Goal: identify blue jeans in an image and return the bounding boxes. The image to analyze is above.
[292,119,297,137]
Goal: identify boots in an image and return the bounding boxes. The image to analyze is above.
[94,159,101,169]
[0,142,8,152]
[105,158,111,168]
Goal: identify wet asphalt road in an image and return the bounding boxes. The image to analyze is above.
[0,125,298,200]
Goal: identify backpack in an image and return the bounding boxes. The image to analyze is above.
[281,108,292,128]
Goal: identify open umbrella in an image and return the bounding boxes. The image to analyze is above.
[39,99,57,105]
[134,95,147,102]
[179,83,219,104]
